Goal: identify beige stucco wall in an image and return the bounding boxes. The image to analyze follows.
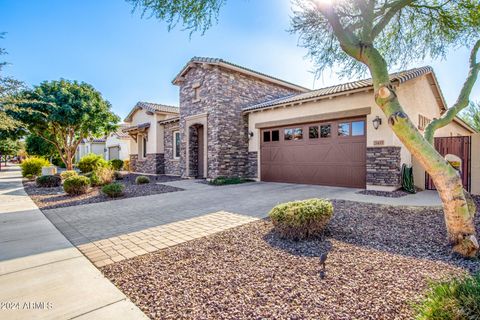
[105,134,130,161]
[397,75,473,189]
[127,109,177,156]
[471,134,480,195]
[247,74,473,188]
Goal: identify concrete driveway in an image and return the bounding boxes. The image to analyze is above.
[43,179,441,267]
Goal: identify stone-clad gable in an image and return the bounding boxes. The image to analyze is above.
[177,63,300,178]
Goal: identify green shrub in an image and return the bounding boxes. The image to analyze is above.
[101,183,125,198]
[123,159,130,171]
[63,176,90,195]
[135,175,150,184]
[36,175,61,188]
[208,176,253,186]
[268,198,334,240]
[20,157,50,177]
[60,170,78,180]
[77,153,108,173]
[113,171,124,180]
[109,159,124,171]
[90,166,114,186]
[415,273,480,320]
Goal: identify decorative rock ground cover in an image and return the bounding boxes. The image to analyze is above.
[102,200,480,319]
[23,173,183,210]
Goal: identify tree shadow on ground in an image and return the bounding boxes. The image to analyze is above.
[264,199,479,274]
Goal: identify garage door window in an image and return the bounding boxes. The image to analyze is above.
[285,128,303,141]
[320,124,331,138]
[338,123,350,136]
[271,130,280,141]
[309,126,319,139]
[263,130,280,143]
[263,131,271,142]
[351,121,365,136]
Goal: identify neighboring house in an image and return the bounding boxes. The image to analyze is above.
[105,124,131,161]
[75,138,106,163]
[124,57,479,193]
[123,102,180,173]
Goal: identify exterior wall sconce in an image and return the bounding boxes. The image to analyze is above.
[372,116,382,130]
[248,131,254,138]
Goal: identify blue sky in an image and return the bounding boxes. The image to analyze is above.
[1,0,478,120]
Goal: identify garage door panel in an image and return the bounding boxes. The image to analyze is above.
[260,118,366,188]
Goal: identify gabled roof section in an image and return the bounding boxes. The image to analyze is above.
[243,66,435,112]
[110,123,130,139]
[172,57,310,92]
[124,101,179,122]
[80,137,106,144]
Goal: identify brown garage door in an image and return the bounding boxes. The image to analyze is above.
[260,117,366,188]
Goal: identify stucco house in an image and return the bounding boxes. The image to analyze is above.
[75,137,107,163]
[123,57,479,193]
[105,124,131,161]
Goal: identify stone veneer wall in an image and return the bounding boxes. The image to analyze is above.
[129,153,164,174]
[246,152,258,179]
[366,146,401,187]
[178,64,300,179]
[163,122,181,176]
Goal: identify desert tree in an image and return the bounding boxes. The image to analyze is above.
[0,33,25,139]
[128,0,480,256]
[462,101,480,132]
[8,80,119,170]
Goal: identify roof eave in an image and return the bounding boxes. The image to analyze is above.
[173,59,309,92]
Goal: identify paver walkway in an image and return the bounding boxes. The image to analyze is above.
[42,178,442,268]
[0,165,147,320]
[73,212,258,267]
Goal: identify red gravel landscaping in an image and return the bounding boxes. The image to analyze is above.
[23,173,183,210]
[101,200,480,320]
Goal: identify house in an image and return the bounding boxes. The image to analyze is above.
[124,57,479,193]
[123,102,180,174]
[75,137,107,163]
[105,124,131,161]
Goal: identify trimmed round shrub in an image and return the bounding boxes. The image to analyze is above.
[113,171,124,180]
[60,170,78,180]
[109,159,124,171]
[123,159,130,171]
[101,183,125,198]
[36,175,61,188]
[135,175,150,184]
[90,166,114,186]
[268,198,334,240]
[415,272,480,319]
[20,157,50,177]
[63,176,90,195]
[77,153,108,173]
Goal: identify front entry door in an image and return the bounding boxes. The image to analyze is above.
[198,126,204,178]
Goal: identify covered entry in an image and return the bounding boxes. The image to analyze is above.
[260,117,366,188]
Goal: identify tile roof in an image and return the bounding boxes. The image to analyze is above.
[80,137,106,143]
[158,116,180,125]
[173,57,309,92]
[136,102,179,114]
[112,124,130,138]
[122,122,151,133]
[243,66,434,112]
[124,102,179,122]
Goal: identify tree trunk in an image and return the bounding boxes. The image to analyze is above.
[363,47,478,257]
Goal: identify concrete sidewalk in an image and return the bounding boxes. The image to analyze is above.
[0,165,147,320]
